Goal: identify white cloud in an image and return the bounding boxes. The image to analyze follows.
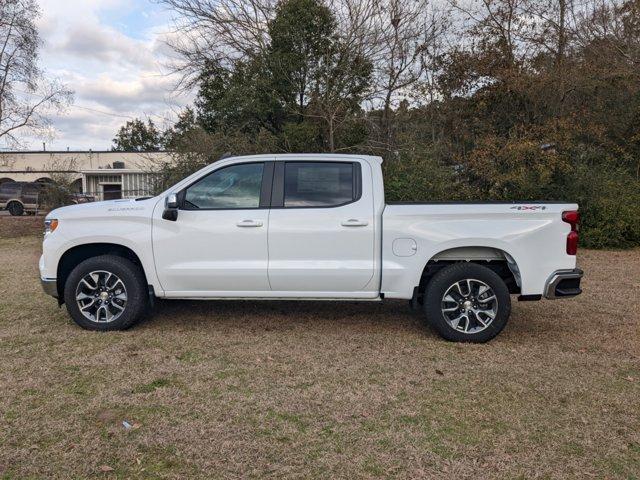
[78,74,177,109]
[57,24,157,70]
[14,0,192,151]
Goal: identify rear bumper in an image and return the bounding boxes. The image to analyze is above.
[41,277,58,298]
[544,269,583,299]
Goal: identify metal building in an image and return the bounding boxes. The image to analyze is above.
[0,151,171,200]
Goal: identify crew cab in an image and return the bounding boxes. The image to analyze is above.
[40,154,583,342]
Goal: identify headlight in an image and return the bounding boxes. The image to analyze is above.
[44,218,59,234]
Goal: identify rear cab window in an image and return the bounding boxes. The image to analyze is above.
[278,161,361,208]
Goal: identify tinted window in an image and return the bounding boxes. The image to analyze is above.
[185,163,264,209]
[0,183,21,195]
[22,184,40,194]
[284,162,354,207]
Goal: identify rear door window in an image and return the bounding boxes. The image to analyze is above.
[283,162,357,208]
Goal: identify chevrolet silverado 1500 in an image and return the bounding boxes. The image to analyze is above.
[40,154,583,342]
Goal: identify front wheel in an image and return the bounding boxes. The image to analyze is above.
[423,263,511,343]
[7,201,24,216]
[63,255,148,331]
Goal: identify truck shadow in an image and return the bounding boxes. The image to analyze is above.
[143,298,568,341]
[148,298,425,334]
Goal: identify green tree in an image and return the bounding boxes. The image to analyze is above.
[163,108,198,149]
[267,0,335,119]
[193,0,372,151]
[196,58,284,134]
[268,0,372,151]
[112,118,163,152]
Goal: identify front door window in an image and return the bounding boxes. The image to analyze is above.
[184,163,264,210]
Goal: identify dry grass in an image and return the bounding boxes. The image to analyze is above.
[0,214,44,238]
[0,231,638,479]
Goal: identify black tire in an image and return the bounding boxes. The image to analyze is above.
[423,263,511,343]
[63,255,148,331]
[7,201,23,216]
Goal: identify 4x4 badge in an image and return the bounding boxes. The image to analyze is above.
[510,205,547,211]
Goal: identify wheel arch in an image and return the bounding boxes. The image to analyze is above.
[56,243,149,301]
[412,246,521,305]
[5,198,24,207]
[5,199,26,216]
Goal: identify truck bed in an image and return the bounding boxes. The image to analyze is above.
[380,201,578,299]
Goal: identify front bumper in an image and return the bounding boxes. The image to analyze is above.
[41,277,58,298]
[544,269,583,299]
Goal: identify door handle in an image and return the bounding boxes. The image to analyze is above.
[236,219,263,227]
[341,219,369,227]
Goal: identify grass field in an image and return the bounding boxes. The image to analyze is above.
[0,221,639,479]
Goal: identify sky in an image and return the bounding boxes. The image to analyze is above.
[21,0,190,151]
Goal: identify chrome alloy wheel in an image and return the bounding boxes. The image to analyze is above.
[441,278,498,334]
[75,270,128,323]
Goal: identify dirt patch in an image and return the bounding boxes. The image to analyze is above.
[0,236,638,478]
[0,214,44,238]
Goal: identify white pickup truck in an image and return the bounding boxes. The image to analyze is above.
[40,154,583,342]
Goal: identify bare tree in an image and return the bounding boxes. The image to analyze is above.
[160,0,277,89]
[0,0,73,147]
[572,0,639,77]
[304,43,372,152]
[40,156,79,208]
[306,0,381,151]
[371,0,449,153]
[449,0,533,69]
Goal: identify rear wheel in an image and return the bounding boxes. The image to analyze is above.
[64,255,148,331]
[7,201,23,216]
[423,263,511,342]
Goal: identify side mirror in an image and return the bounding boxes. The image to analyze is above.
[166,193,178,209]
[162,193,179,221]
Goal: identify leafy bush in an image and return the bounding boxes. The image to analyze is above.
[460,135,571,201]
[565,165,640,249]
[383,153,468,202]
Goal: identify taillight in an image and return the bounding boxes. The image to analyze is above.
[562,210,579,255]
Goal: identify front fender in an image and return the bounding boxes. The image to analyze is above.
[40,214,163,295]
